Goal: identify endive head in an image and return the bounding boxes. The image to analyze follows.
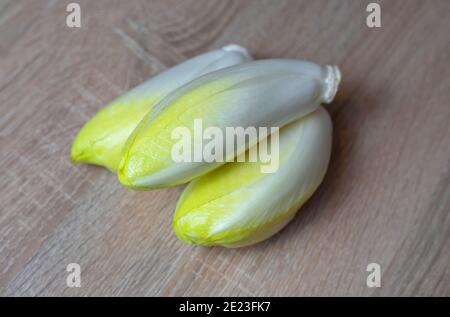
[70,44,252,171]
[118,60,340,189]
[172,107,333,247]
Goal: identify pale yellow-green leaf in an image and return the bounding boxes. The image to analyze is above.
[173,107,333,247]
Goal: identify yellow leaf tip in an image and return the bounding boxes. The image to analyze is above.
[172,215,213,247]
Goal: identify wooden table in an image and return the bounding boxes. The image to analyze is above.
[1,0,449,296]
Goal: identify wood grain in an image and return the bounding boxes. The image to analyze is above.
[0,0,449,296]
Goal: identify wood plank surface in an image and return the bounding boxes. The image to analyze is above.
[0,0,449,296]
